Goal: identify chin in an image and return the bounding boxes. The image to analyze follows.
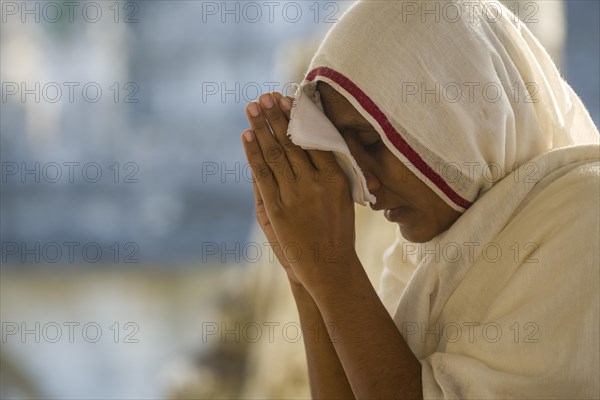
[398,224,436,243]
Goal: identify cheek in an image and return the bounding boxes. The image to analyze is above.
[399,181,461,238]
[377,150,461,240]
[379,151,429,200]
[379,153,416,194]
[344,136,365,157]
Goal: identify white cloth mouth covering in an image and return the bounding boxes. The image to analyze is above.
[286,81,376,206]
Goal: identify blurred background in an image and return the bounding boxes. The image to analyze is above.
[1,1,598,399]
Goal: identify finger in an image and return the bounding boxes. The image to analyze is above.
[273,93,337,172]
[278,93,318,172]
[258,92,312,172]
[271,92,292,121]
[305,148,339,171]
[278,95,293,121]
[251,169,263,208]
[245,101,293,187]
[251,172,270,227]
[241,129,280,207]
[252,173,290,269]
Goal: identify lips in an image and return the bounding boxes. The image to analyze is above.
[369,203,385,211]
[384,206,411,222]
[370,202,406,212]
[369,200,411,221]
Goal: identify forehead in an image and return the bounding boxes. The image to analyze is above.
[317,81,373,130]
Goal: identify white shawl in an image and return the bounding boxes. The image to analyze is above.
[288,0,600,398]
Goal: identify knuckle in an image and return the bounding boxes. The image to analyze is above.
[253,119,267,129]
[282,139,297,151]
[266,146,284,162]
[254,164,272,181]
[246,148,262,159]
[286,162,302,179]
[267,111,281,123]
[312,183,329,196]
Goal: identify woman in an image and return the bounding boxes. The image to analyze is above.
[241,0,599,398]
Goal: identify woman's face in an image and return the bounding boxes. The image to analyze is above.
[317,81,461,243]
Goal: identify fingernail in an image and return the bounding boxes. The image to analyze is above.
[248,102,260,117]
[243,130,253,142]
[260,94,274,109]
[280,97,292,111]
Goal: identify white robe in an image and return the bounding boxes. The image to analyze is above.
[379,146,599,398]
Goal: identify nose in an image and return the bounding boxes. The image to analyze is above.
[363,170,381,193]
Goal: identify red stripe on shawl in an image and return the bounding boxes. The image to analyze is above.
[306,66,472,210]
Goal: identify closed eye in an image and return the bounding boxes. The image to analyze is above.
[365,138,383,148]
[357,131,383,148]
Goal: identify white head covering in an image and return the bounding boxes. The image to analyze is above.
[289,0,598,212]
[288,1,600,397]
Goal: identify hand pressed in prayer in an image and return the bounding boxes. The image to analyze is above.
[241,92,357,290]
[250,168,302,286]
